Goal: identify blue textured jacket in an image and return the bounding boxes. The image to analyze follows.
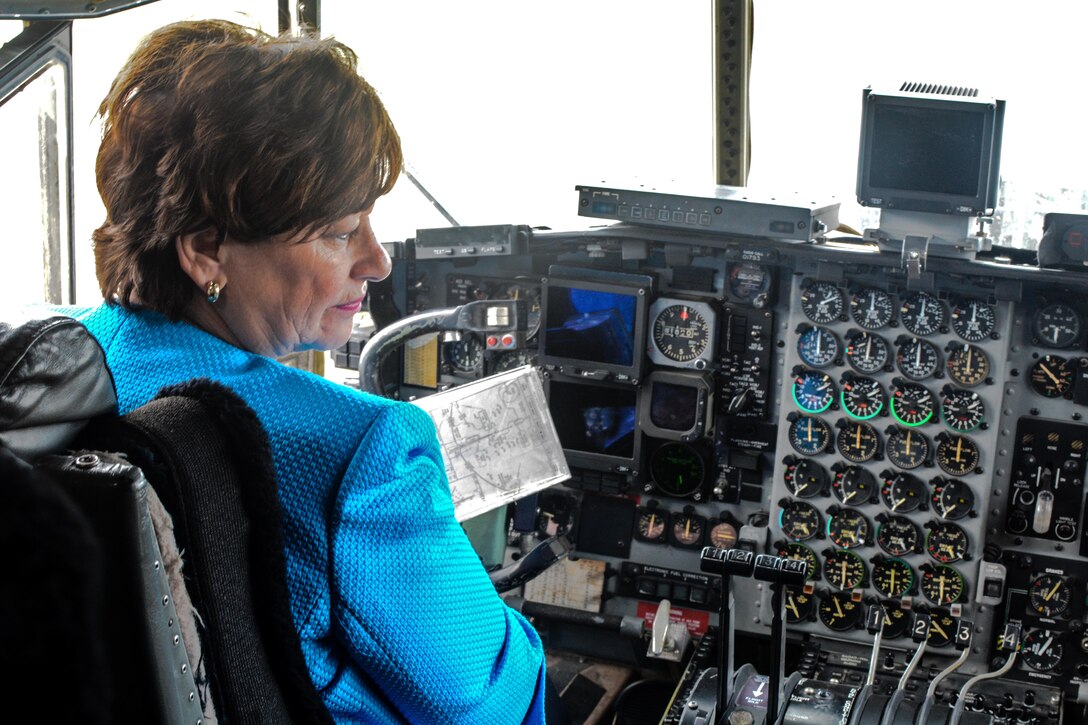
[66,303,547,724]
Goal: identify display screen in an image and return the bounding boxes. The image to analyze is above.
[543,285,638,367]
[868,105,984,197]
[548,380,638,460]
[650,381,699,432]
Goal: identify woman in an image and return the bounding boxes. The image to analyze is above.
[69,19,547,725]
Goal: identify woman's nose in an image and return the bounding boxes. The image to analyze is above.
[353,223,392,282]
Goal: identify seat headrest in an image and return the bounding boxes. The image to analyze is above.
[0,314,117,460]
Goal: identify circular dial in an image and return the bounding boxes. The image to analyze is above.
[784,586,817,624]
[1022,629,1064,672]
[650,442,705,497]
[669,511,706,548]
[900,291,947,336]
[920,564,966,605]
[823,549,866,590]
[792,369,836,413]
[881,473,927,514]
[926,521,969,563]
[946,344,989,387]
[1029,574,1072,618]
[818,592,863,631]
[779,500,822,542]
[831,465,877,505]
[779,542,820,581]
[927,610,958,647]
[879,600,912,639]
[1033,302,1081,348]
[876,515,921,556]
[445,333,484,372]
[784,458,830,499]
[788,416,832,456]
[492,349,537,373]
[840,375,885,420]
[651,304,711,363]
[836,420,880,463]
[497,283,542,338]
[885,427,930,470]
[797,326,840,368]
[873,557,915,598]
[895,337,941,380]
[1030,355,1074,398]
[826,508,871,549]
[890,381,935,427]
[634,507,668,544]
[801,281,845,324]
[941,388,986,432]
[845,331,889,374]
[850,288,896,330]
[951,299,996,342]
[709,520,739,550]
[935,434,980,477]
[932,478,975,520]
[729,262,772,303]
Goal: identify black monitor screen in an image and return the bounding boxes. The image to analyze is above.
[543,285,637,367]
[868,105,984,197]
[548,381,638,460]
[650,381,699,432]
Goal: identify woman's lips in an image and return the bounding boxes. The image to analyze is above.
[335,297,364,313]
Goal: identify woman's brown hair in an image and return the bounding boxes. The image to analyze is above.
[93,19,403,318]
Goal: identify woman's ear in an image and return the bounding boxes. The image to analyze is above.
[176,227,226,287]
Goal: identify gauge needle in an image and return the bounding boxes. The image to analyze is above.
[865,335,872,358]
[840,561,848,586]
[1040,363,1061,385]
[966,345,974,367]
[1046,580,1062,601]
[931,619,948,639]
[1039,635,1054,654]
[786,596,800,618]
[905,430,914,455]
[893,496,906,510]
[842,530,855,542]
[889,569,897,592]
[915,343,922,366]
[799,523,810,535]
[806,422,814,442]
[855,426,862,448]
[955,437,964,461]
[938,576,946,602]
[834,596,844,616]
[844,489,857,503]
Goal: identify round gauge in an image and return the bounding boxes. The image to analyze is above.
[876,515,921,557]
[920,564,965,605]
[932,479,975,521]
[1029,574,1072,618]
[801,281,845,324]
[818,592,863,631]
[788,416,833,456]
[885,427,930,470]
[881,473,927,514]
[779,542,821,581]
[879,600,912,639]
[840,375,885,420]
[925,521,969,563]
[927,609,958,647]
[497,283,542,338]
[845,331,890,374]
[946,344,989,387]
[935,434,980,477]
[831,465,877,505]
[491,349,538,373]
[826,508,871,549]
[951,299,996,342]
[444,333,484,372]
[823,549,866,590]
[895,337,941,380]
[709,520,739,550]
[536,493,576,537]
[651,304,711,363]
[650,442,705,497]
[797,326,840,368]
[1029,355,1074,398]
[729,262,772,303]
[941,388,985,432]
[634,507,669,544]
[873,557,915,598]
[784,586,817,624]
[1033,302,1081,348]
[890,381,935,427]
[670,511,706,549]
[900,291,947,336]
[779,500,822,542]
[784,457,830,499]
[850,288,896,330]
[792,369,836,414]
[1023,629,1064,672]
[836,421,880,463]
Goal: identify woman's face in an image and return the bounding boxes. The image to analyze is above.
[215,209,390,357]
